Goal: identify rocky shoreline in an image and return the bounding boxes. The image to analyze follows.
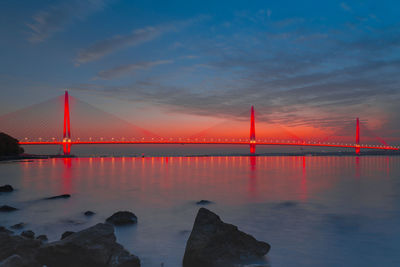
[1,184,270,267]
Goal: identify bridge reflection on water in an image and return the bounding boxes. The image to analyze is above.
[20,155,396,205]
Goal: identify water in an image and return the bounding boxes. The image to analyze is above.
[1,156,400,266]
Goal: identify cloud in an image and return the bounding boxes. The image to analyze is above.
[72,57,400,127]
[71,14,400,138]
[96,60,173,80]
[27,0,109,43]
[75,17,205,64]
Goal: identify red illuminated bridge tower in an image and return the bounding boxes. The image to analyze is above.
[63,90,71,155]
[355,117,360,155]
[250,105,256,154]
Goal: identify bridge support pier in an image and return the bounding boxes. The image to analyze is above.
[250,106,256,154]
[63,143,71,155]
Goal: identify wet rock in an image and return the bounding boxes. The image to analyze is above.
[61,231,75,240]
[0,185,13,192]
[0,226,13,235]
[36,223,140,267]
[11,223,25,230]
[106,211,138,225]
[84,210,95,216]
[36,235,48,242]
[45,194,71,200]
[196,200,213,205]
[0,232,42,266]
[0,254,24,267]
[21,230,35,239]
[0,205,18,212]
[183,208,270,267]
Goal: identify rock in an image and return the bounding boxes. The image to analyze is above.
[36,235,48,242]
[183,208,270,267]
[0,226,13,235]
[36,223,140,267]
[61,231,75,240]
[0,232,42,266]
[106,211,138,225]
[0,132,24,156]
[0,254,24,267]
[0,185,13,192]
[45,194,71,200]
[21,230,35,239]
[11,223,25,230]
[84,210,95,216]
[196,200,213,205]
[0,205,18,212]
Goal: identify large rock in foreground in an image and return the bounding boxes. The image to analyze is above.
[36,223,140,267]
[183,208,270,267]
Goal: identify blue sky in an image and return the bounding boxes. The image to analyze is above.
[1,0,400,138]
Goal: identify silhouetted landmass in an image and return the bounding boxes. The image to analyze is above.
[0,132,24,156]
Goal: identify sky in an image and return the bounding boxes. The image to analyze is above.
[1,0,400,141]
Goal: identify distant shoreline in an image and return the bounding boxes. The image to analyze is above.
[0,154,74,162]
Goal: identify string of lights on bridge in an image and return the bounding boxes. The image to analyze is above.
[20,137,400,149]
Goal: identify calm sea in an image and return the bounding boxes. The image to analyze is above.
[1,154,400,266]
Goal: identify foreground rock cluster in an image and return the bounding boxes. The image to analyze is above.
[1,186,270,267]
[0,223,140,267]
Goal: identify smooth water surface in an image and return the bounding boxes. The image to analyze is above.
[1,156,400,266]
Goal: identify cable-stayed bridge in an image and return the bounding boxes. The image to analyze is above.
[1,91,399,155]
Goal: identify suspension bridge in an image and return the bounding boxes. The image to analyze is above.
[2,91,399,155]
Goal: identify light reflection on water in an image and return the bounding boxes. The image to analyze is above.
[1,156,400,266]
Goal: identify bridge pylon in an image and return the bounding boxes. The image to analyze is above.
[62,90,71,155]
[355,117,360,155]
[250,105,256,154]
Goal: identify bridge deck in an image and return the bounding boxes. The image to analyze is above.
[19,141,399,151]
